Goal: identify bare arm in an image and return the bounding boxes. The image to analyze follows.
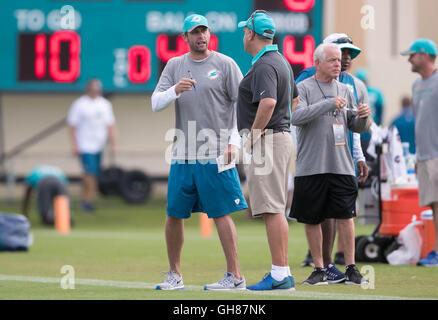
[292,96,300,113]
[251,98,276,131]
[248,97,276,148]
[22,184,32,217]
[68,126,79,156]
[108,125,118,154]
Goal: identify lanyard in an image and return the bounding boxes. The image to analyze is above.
[314,76,341,119]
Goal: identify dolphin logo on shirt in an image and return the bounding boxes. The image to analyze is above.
[207,69,220,80]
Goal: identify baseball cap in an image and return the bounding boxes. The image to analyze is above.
[323,33,362,59]
[400,38,437,56]
[183,14,209,33]
[238,10,275,39]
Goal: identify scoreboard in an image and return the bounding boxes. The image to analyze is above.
[0,0,323,92]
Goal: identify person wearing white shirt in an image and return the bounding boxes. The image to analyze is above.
[67,79,117,212]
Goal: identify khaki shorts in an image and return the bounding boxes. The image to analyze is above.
[244,131,293,217]
[417,157,438,207]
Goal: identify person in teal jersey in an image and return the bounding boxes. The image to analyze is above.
[355,67,385,160]
[391,96,416,154]
[22,165,70,225]
[355,68,384,126]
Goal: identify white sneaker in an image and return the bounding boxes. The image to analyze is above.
[155,271,184,290]
[204,272,246,291]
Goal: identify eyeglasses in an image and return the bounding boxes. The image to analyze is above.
[334,37,353,44]
[249,9,267,33]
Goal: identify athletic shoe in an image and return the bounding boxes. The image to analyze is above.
[302,268,328,285]
[301,250,315,267]
[417,251,438,267]
[345,265,368,285]
[155,271,184,290]
[204,272,246,291]
[80,201,95,213]
[326,263,346,284]
[334,251,346,265]
[246,273,295,291]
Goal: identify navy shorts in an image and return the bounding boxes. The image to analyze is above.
[166,160,248,219]
[289,174,358,225]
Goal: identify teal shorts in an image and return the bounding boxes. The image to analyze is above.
[80,153,102,177]
[166,160,248,219]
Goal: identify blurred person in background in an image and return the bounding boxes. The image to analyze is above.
[22,165,70,225]
[355,67,385,159]
[401,38,438,266]
[391,96,415,155]
[152,14,248,291]
[67,79,117,212]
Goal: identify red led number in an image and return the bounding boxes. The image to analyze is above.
[35,34,46,79]
[283,35,315,69]
[156,34,218,63]
[33,31,81,82]
[127,45,151,83]
[283,0,315,12]
[49,31,81,82]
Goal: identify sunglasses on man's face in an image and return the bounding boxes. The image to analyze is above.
[250,9,268,32]
[334,37,353,44]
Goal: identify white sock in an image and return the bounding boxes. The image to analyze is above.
[271,265,290,281]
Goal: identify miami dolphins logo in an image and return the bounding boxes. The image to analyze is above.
[207,69,220,80]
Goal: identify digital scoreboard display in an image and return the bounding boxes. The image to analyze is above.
[0,0,322,92]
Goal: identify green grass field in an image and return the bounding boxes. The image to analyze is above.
[0,196,437,300]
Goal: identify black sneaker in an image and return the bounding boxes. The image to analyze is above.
[334,252,345,265]
[301,250,315,267]
[345,265,368,285]
[302,268,328,285]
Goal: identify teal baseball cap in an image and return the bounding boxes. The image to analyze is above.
[323,33,362,59]
[401,38,437,56]
[183,14,209,33]
[238,10,275,39]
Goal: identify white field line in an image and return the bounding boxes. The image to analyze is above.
[31,229,309,244]
[0,274,432,300]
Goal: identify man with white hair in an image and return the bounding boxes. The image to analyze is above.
[290,43,371,285]
[295,33,369,280]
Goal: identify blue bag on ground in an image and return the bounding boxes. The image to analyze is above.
[0,213,33,251]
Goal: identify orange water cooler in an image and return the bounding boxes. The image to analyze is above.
[379,184,433,259]
[379,184,429,236]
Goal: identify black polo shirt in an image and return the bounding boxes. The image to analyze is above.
[237,45,298,132]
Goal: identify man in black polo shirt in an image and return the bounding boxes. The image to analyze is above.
[236,10,299,291]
